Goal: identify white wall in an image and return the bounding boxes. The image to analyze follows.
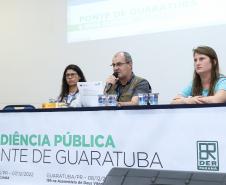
[0,0,226,108]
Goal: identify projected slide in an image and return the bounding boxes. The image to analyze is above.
[67,0,226,42]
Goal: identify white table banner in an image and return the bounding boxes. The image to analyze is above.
[0,106,226,185]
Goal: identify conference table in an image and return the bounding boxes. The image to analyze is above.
[0,104,226,185]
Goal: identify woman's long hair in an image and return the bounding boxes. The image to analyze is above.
[192,46,220,96]
[59,64,86,101]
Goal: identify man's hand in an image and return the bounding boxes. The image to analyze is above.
[106,75,118,86]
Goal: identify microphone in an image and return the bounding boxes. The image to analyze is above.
[113,72,118,78]
[105,72,118,93]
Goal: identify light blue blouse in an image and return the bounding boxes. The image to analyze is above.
[180,76,226,97]
[58,92,82,107]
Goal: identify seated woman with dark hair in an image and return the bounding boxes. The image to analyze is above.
[172,46,226,104]
[58,64,86,107]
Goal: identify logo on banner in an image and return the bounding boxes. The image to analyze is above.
[197,141,219,171]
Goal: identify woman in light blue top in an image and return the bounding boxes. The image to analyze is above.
[58,64,86,107]
[172,46,226,104]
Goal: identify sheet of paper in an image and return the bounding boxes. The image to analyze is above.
[77,81,104,106]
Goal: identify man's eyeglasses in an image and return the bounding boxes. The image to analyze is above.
[110,62,128,68]
[66,73,78,78]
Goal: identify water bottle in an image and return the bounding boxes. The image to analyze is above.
[149,93,159,105]
[98,94,107,106]
[107,94,117,106]
[138,93,148,105]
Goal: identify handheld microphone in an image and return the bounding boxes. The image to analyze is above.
[105,72,118,93]
[113,72,118,78]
